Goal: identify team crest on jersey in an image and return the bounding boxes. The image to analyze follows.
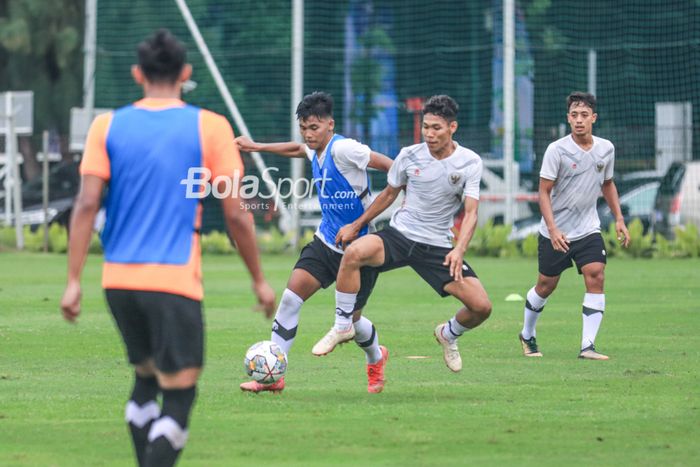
[596,161,604,172]
[414,168,421,176]
[449,172,463,185]
[572,163,577,169]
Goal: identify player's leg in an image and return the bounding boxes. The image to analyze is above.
[105,289,160,467]
[437,276,492,372]
[138,292,203,467]
[312,234,386,356]
[573,233,609,360]
[352,268,388,393]
[579,262,608,359]
[519,234,571,357]
[272,268,322,355]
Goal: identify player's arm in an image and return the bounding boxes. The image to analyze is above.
[367,151,393,172]
[220,180,276,318]
[539,177,569,252]
[601,178,630,247]
[235,135,306,158]
[61,175,105,322]
[335,184,402,249]
[444,196,479,281]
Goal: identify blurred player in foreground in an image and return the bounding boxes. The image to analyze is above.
[60,29,275,466]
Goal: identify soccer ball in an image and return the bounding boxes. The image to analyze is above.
[244,341,287,384]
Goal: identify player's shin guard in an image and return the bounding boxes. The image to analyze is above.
[271,288,304,356]
[125,374,160,467]
[581,293,605,349]
[353,316,382,364]
[334,290,357,331]
[522,287,547,339]
[143,386,196,467]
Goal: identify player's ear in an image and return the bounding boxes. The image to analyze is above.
[131,65,145,85]
[328,118,335,132]
[179,64,193,83]
[449,120,458,135]
[591,113,598,124]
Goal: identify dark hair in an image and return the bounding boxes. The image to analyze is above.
[296,91,334,120]
[137,29,187,84]
[567,91,596,113]
[422,95,459,122]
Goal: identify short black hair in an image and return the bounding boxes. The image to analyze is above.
[296,91,334,120]
[137,29,187,84]
[422,95,459,122]
[567,91,596,113]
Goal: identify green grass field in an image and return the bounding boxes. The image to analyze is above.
[0,252,698,466]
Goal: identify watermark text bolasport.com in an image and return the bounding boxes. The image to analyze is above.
[179,167,359,205]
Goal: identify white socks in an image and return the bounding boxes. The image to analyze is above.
[334,290,356,331]
[581,293,605,350]
[271,288,304,355]
[443,316,469,342]
[353,316,383,364]
[521,287,547,339]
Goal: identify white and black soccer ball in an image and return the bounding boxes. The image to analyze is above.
[244,340,287,384]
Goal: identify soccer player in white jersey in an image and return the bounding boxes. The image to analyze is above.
[518,91,630,360]
[236,91,394,393]
[313,95,493,373]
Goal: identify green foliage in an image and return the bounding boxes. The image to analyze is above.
[603,219,654,258]
[200,230,235,255]
[470,221,518,257]
[257,227,294,254]
[672,224,700,258]
[520,233,539,258]
[48,223,67,253]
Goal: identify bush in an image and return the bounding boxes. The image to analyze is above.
[257,227,294,254]
[520,233,538,258]
[672,224,700,258]
[48,223,68,253]
[470,221,517,257]
[200,230,235,255]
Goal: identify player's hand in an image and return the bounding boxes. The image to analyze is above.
[235,135,258,153]
[335,223,360,250]
[548,227,570,252]
[443,247,466,282]
[253,279,276,319]
[60,280,82,323]
[616,219,630,248]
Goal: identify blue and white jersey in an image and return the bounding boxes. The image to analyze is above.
[306,134,374,253]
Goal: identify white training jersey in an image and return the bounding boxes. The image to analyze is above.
[387,142,483,248]
[304,136,374,253]
[539,134,615,241]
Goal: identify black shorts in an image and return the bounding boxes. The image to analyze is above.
[374,226,477,297]
[105,289,204,373]
[538,232,607,277]
[294,235,378,311]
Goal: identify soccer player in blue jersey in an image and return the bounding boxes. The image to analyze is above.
[236,91,393,393]
[60,30,275,467]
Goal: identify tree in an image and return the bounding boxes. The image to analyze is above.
[0,0,83,179]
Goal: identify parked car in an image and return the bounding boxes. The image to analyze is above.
[0,161,80,229]
[652,161,700,239]
[509,177,660,241]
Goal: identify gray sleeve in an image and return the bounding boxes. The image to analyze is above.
[387,151,407,188]
[539,144,560,180]
[604,144,615,180]
[463,158,483,200]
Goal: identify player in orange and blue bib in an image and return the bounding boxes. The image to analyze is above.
[60,29,275,467]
